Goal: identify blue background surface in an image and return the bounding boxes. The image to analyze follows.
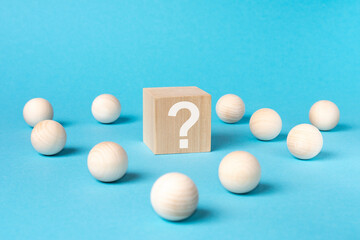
[1,1,360,239]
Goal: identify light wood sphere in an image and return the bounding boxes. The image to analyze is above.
[309,100,340,131]
[218,151,261,194]
[249,108,282,141]
[31,120,66,155]
[287,124,323,160]
[216,94,245,123]
[91,94,121,124]
[87,142,128,182]
[151,172,199,221]
[23,98,54,127]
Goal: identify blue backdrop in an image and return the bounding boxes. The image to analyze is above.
[1,1,359,239]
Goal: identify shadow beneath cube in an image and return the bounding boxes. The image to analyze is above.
[212,132,237,151]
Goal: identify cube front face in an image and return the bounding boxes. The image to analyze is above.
[143,87,211,154]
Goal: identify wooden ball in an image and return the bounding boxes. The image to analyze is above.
[23,98,53,127]
[287,124,323,160]
[309,100,340,131]
[91,94,121,124]
[151,172,198,221]
[87,142,128,182]
[249,108,282,140]
[218,151,261,194]
[216,94,245,123]
[31,120,66,155]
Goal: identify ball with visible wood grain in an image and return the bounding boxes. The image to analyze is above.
[91,94,121,124]
[249,108,282,141]
[31,120,66,155]
[309,100,340,131]
[87,142,128,182]
[151,172,198,221]
[216,94,245,123]
[287,124,323,160]
[23,98,54,127]
[218,151,261,194]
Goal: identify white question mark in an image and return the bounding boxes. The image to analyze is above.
[168,101,200,149]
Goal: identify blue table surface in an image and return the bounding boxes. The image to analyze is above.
[1,1,360,239]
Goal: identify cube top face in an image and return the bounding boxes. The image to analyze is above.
[144,86,210,99]
[143,87,211,155]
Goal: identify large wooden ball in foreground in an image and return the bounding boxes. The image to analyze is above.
[91,94,121,124]
[309,100,340,131]
[287,124,323,160]
[218,151,261,194]
[249,108,282,141]
[31,120,66,155]
[23,98,54,127]
[87,142,128,182]
[151,172,198,221]
[216,94,245,123]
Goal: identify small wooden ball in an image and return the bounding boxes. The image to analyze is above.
[287,124,323,160]
[23,98,54,127]
[216,94,245,123]
[87,142,128,182]
[151,172,198,221]
[309,100,340,131]
[249,108,282,141]
[31,120,66,155]
[218,151,261,194]
[91,94,121,124]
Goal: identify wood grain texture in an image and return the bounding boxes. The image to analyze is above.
[218,151,261,194]
[216,94,245,123]
[143,87,211,154]
[150,172,198,221]
[31,120,66,155]
[23,98,53,127]
[249,108,282,141]
[309,100,340,131]
[91,94,121,124]
[87,141,128,182]
[287,124,323,160]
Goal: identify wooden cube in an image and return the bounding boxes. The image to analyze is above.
[143,86,211,154]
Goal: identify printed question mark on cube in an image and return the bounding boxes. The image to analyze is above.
[143,87,211,154]
[168,101,200,149]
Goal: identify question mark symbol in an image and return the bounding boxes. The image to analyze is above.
[168,101,200,149]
